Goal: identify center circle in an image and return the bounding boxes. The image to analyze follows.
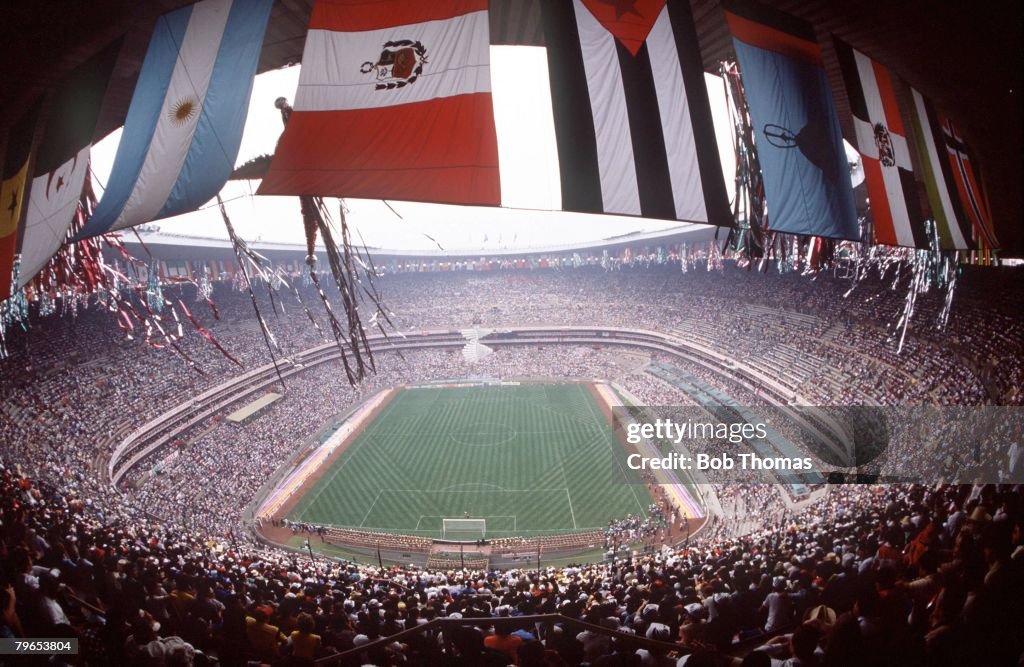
[449,421,516,447]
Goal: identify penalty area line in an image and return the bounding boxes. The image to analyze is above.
[564,488,578,530]
[358,490,383,528]
[559,459,578,530]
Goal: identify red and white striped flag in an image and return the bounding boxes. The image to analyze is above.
[258,0,500,206]
[906,84,997,252]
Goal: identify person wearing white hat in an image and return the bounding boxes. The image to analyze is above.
[762,577,793,634]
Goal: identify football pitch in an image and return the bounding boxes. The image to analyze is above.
[286,383,654,539]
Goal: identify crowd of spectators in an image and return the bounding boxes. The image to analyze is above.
[1,262,1023,664]
[711,485,791,542]
[604,504,672,548]
[2,457,1022,665]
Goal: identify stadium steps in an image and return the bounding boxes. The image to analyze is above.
[745,304,824,331]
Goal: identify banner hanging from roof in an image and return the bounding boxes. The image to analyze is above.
[0,101,41,300]
[257,0,501,206]
[539,0,731,225]
[19,41,121,287]
[724,0,859,240]
[76,0,273,240]
[907,87,998,251]
[834,38,925,248]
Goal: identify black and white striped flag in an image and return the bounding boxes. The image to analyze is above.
[539,0,732,226]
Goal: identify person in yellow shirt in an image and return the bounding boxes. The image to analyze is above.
[287,612,323,664]
[169,577,196,620]
[246,608,285,660]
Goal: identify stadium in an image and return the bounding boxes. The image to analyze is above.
[1,1,1022,666]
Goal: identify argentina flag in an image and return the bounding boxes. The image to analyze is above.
[77,0,272,239]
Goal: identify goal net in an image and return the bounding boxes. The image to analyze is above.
[442,518,486,541]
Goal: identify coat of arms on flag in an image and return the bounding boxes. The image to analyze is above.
[259,0,499,206]
[361,39,428,89]
[834,38,926,248]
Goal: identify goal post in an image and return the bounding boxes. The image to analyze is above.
[442,518,486,541]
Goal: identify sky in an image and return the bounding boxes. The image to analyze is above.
[91,46,737,251]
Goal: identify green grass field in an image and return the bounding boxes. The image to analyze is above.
[287,383,653,539]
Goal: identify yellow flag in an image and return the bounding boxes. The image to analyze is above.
[1,100,41,299]
[0,159,29,237]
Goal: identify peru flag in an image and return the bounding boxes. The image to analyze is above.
[258,0,500,206]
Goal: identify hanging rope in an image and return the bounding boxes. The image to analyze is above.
[274,96,391,386]
[720,60,768,264]
[218,194,286,389]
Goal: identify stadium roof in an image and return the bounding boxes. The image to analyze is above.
[113,223,720,263]
[2,0,1020,252]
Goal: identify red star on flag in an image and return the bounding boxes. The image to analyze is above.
[581,0,667,56]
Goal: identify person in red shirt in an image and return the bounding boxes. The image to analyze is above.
[484,625,523,664]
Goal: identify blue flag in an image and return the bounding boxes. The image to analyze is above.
[78,0,272,239]
[724,0,858,240]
